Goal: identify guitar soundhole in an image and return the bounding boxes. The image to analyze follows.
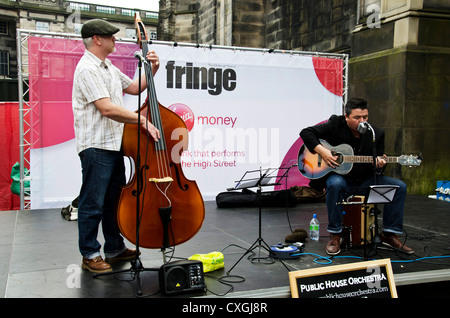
[331,149,344,165]
[336,153,344,165]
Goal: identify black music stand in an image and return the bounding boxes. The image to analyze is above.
[364,185,402,257]
[226,167,291,275]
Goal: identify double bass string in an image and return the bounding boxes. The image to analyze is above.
[141,41,173,207]
[115,13,204,250]
[136,18,175,242]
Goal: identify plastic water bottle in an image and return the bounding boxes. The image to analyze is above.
[309,214,320,241]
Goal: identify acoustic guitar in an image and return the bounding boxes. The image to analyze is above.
[297,139,422,179]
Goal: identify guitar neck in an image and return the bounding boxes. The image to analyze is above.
[343,155,398,163]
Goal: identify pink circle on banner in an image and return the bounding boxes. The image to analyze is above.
[168,103,195,132]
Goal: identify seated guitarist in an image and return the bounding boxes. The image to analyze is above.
[300,97,413,256]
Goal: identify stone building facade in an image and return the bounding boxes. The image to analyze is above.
[158,0,450,195]
[0,0,158,100]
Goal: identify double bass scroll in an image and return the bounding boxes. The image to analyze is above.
[115,13,205,250]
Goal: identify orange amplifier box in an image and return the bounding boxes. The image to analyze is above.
[341,196,375,246]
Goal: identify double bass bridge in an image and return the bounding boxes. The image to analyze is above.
[148,177,174,183]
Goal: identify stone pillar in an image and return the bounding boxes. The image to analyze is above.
[350,0,450,194]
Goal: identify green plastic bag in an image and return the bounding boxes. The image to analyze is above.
[10,162,30,195]
[189,251,224,273]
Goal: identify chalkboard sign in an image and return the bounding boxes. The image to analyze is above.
[289,259,397,298]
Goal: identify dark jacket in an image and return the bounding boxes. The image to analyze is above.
[300,115,385,189]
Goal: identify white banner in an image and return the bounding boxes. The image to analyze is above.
[29,39,344,208]
[135,43,343,200]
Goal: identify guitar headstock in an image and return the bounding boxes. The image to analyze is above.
[398,154,422,166]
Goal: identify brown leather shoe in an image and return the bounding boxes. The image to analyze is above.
[105,248,139,264]
[82,256,112,273]
[326,234,343,255]
[380,232,414,254]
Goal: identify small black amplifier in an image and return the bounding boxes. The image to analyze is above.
[159,260,205,295]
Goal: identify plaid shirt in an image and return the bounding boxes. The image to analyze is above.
[72,50,133,154]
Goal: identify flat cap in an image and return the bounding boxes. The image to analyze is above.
[81,19,120,38]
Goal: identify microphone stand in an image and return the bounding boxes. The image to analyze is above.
[367,123,383,255]
[93,56,158,297]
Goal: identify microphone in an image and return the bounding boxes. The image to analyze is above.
[134,51,148,65]
[357,121,376,141]
[357,121,369,134]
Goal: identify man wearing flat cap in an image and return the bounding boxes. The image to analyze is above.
[80,19,120,39]
[72,19,160,273]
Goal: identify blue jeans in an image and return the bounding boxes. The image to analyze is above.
[78,148,127,259]
[325,173,406,235]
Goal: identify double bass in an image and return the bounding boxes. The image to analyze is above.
[116,14,205,251]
